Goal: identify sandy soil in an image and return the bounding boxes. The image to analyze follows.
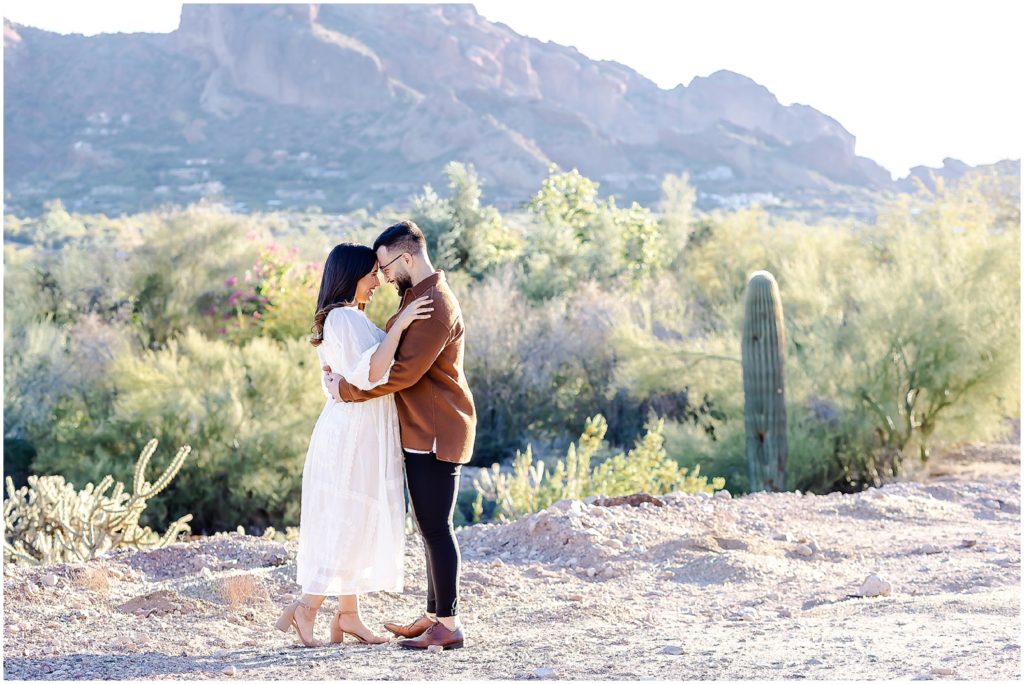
[3,443,1019,681]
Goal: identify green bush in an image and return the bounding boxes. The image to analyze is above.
[30,329,324,533]
[409,161,521,279]
[473,415,725,521]
[625,172,1020,491]
[519,165,671,301]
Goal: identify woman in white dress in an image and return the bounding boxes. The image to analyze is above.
[275,243,432,647]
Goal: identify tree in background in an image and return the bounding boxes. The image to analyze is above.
[410,161,521,279]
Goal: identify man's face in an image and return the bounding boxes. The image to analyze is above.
[376,246,414,296]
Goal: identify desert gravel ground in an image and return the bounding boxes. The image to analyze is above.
[2,442,1019,681]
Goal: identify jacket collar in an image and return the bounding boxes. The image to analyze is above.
[403,270,444,303]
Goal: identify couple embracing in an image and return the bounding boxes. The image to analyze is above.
[274,220,475,651]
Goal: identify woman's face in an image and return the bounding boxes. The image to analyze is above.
[354,263,381,305]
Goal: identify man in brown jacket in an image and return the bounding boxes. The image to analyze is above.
[322,220,475,651]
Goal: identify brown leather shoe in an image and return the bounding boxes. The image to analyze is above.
[383,614,436,638]
[397,621,464,650]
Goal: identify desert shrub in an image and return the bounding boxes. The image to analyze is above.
[200,241,322,344]
[519,165,669,300]
[5,204,263,348]
[657,172,697,272]
[461,271,626,464]
[3,317,133,474]
[622,176,1020,491]
[4,164,1017,537]
[30,329,324,533]
[473,415,725,521]
[409,161,521,279]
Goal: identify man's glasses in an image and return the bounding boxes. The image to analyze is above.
[378,252,407,276]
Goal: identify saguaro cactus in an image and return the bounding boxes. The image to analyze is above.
[742,270,788,491]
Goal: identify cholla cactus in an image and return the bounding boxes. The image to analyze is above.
[3,439,193,565]
[474,416,608,522]
[259,526,300,543]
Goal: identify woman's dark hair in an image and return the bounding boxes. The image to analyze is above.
[310,243,377,347]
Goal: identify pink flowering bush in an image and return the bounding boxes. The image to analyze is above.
[204,242,322,344]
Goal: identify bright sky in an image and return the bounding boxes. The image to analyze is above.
[4,0,1021,178]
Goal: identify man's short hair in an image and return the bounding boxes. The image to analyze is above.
[373,220,426,256]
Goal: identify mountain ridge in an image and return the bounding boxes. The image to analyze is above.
[3,5,1018,218]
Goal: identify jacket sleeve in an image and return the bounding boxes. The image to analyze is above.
[336,316,450,402]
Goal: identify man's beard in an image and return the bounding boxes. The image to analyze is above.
[395,273,414,297]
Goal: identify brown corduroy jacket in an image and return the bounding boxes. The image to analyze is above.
[335,270,477,465]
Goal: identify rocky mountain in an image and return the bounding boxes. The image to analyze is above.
[3,4,1018,218]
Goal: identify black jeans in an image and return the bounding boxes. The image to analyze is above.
[404,450,462,618]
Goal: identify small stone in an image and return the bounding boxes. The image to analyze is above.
[858,573,892,597]
[567,594,584,602]
[983,499,1001,509]
[533,668,556,679]
[8,625,20,634]
[777,607,792,618]
[714,489,732,500]
[427,644,444,654]
[920,544,942,554]
[201,567,214,580]
[794,544,814,557]
[736,607,758,620]
[695,491,711,500]
[930,666,954,675]
[42,573,58,587]
[661,645,684,655]
[491,558,504,568]
[586,567,597,578]
[806,657,822,665]
[223,665,237,677]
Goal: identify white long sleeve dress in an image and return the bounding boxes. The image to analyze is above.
[295,305,405,595]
